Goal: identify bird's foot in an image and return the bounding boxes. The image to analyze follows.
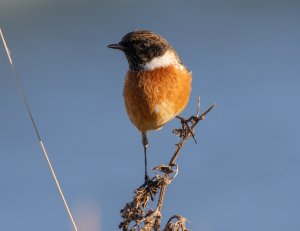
[143,174,154,201]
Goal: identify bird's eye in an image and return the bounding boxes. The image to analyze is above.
[137,42,149,50]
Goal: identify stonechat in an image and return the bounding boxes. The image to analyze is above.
[108,30,192,183]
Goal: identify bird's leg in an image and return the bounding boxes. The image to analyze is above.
[142,132,154,200]
[142,132,149,180]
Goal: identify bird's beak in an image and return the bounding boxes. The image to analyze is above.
[107,43,124,50]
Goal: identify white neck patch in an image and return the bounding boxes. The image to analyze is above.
[143,51,180,71]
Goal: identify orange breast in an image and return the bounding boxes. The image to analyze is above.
[123,65,192,132]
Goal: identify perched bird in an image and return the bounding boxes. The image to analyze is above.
[108,30,192,183]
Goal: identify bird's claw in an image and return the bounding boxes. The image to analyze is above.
[143,174,154,201]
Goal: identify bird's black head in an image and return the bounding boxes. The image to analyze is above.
[108,30,173,71]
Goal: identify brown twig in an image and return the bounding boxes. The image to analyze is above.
[163,214,189,231]
[119,97,216,231]
[157,99,216,213]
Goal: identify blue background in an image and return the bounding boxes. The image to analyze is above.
[0,0,299,230]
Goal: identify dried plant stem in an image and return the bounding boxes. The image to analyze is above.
[0,28,78,231]
[156,99,216,213]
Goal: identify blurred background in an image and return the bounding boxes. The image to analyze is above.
[0,0,299,230]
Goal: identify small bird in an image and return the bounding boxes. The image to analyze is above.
[108,30,192,184]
